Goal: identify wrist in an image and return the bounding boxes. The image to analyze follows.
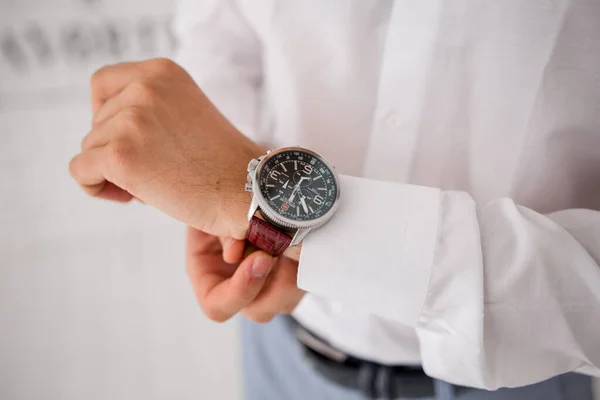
[220,141,265,240]
[242,146,339,258]
[283,243,302,262]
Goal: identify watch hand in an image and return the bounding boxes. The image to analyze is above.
[288,177,308,203]
[283,180,289,189]
[300,196,309,214]
[301,191,312,201]
[288,182,301,203]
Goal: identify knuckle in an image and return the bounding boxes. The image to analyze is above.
[202,304,230,323]
[68,156,80,180]
[119,107,147,131]
[80,130,95,151]
[90,65,109,88]
[147,57,181,75]
[83,182,105,198]
[128,80,158,103]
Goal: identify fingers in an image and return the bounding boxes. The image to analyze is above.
[188,226,222,256]
[97,182,134,202]
[186,228,300,324]
[70,146,133,202]
[81,107,128,152]
[91,61,145,113]
[241,257,303,323]
[92,80,160,128]
[220,237,246,264]
[69,146,109,196]
[90,58,181,114]
[187,243,276,322]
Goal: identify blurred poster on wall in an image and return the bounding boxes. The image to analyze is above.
[0,1,241,400]
[0,0,177,111]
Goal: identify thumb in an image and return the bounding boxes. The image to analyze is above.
[201,250,276,322]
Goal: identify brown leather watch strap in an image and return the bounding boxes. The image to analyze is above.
[247,216,292,256]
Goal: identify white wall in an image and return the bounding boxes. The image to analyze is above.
[0,1,241,399]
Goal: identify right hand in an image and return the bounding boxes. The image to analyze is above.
[186,227,305,323]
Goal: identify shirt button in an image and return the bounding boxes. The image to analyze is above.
[384,112,402,128]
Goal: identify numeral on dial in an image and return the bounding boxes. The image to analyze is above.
[260,150,337,222]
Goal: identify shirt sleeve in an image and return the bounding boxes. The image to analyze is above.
[173,0,262,139]
[298,174,600,389]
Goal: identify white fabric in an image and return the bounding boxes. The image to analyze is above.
[174,0,600,389]
[298,176,441,327]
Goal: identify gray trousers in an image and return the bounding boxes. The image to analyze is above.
[241,315,593,400]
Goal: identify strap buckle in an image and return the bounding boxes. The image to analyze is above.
[294,325,348,363]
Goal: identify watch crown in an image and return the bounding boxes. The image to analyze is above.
[244,183,253,192]
[247,158,259,172]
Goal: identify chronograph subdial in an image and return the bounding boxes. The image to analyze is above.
[258,151,337,222]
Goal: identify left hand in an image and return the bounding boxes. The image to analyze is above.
[69,58,263,239]
[186,227,305,323]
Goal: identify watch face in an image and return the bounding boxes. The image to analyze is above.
[258,150,338,222]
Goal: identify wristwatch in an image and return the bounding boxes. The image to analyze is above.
[245,147,341,256]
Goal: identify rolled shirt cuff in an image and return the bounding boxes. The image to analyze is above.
[297,175,441,326]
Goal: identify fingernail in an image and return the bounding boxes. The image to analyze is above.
[251,255,274,278]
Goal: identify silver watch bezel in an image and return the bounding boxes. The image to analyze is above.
[248,147,341,231]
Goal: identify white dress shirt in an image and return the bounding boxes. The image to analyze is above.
[174,0,600,389]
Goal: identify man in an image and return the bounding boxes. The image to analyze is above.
[70,1,600,399]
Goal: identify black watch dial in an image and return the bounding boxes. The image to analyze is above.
[258,150,338,221]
